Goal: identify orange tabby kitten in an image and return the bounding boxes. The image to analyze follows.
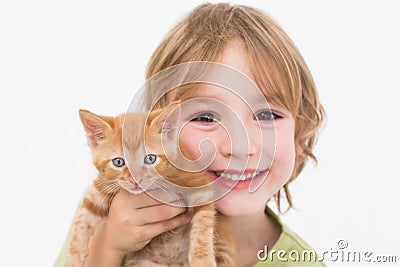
[65,104,237,267]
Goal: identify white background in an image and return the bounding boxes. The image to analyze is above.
[1,1,399,266]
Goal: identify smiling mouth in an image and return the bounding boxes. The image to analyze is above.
[214,170,266,181]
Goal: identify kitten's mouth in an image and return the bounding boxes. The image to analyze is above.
[119,179,144,195]
[124,186,144,195]
[213,170,264,181]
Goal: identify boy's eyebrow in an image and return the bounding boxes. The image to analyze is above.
[188,85,273,106]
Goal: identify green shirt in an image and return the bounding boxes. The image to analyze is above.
[253,207,327,267]
[54,205,327,267]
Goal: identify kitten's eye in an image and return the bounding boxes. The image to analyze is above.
[190,112,218,123]
[144,154,157,165]
[254,110,281,121]
[112,157,125,167]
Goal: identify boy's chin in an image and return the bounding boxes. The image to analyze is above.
[216,195,267,217]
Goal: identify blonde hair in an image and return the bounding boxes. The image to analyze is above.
[144,3,325,212]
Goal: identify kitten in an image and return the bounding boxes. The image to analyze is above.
[65,104,237,267]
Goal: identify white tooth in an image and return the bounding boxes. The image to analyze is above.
[218,172,263,181]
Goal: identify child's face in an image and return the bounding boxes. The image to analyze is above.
[178,40,296,217]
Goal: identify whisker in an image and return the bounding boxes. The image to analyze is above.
[91,180,121,210]
[146,181,184,206]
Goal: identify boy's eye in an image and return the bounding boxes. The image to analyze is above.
[112,157,125,167]
[190,112,218,123]
[254,110,281,121]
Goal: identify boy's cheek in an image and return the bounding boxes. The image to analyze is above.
[179,126,224,162]
[274,143,295,170]
[272,125,296,172]
[179,129,203,160]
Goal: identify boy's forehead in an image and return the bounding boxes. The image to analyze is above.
[185,83,273,109]
[217,39,253,78]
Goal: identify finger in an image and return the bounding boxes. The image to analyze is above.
[145,211,192,238]
[137,204,188,225]
[142,188,186,207]
[112,190,161,209]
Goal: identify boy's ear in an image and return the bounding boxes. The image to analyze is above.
[149,101,181,141]
[79,109,113,147]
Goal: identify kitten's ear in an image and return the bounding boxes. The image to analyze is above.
[79,110,113,147]
[149,101,181,141]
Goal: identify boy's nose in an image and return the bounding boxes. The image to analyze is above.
[220,122,261,158]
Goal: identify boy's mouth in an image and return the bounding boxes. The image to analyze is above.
[214,171,261,181]
[210,169,269,190]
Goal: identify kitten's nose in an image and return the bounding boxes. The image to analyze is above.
[130,177,142,186]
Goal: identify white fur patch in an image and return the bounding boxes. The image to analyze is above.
[82,208,103,227]
[187,191,214,206]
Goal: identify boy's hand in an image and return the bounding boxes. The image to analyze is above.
[85,189,191,267]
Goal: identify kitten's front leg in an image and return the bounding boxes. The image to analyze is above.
[188,204,217,267]
[65,206,104,267]
[214,214,238,267]
[214,234,238,267]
